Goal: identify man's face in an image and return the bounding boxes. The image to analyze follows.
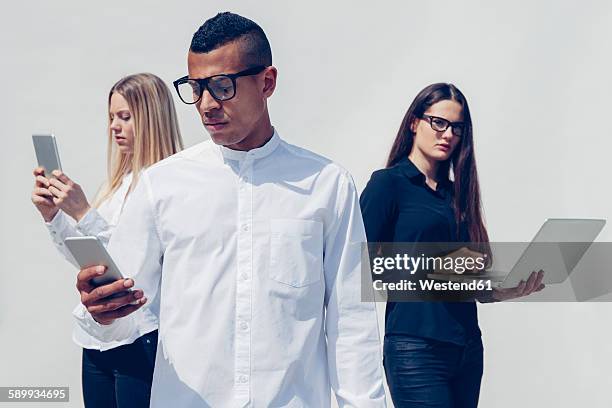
[187,41,274,149]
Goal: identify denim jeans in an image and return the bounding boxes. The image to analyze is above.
[82,330,158,408]
[384,334,484,408]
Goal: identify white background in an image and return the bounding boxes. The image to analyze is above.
[1,1,611,406]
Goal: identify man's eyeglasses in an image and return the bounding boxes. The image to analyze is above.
[173,66,267,104]
[421,114,466,137]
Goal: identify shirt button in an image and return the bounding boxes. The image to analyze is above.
[240,273,249,281]
[51,231,57,235]
[241,224,249,232]
[238,375,248,383]
[240,321,249,331]
[58,242,64,246]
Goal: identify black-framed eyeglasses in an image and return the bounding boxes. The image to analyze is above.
[422,114,466,137]
[173,66,267,104]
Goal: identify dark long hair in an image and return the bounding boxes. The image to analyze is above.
[387,83,489,245]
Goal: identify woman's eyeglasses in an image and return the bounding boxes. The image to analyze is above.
[421,114,465,137]
[173,66,267,104]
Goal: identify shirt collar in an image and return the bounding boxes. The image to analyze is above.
[397,156,423,180]
[218,129,281,161]
[398,156,453,192]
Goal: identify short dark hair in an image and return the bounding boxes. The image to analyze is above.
[190,12,272,67]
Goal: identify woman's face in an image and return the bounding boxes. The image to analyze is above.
[411,99,464,162]
[109,92,135,154]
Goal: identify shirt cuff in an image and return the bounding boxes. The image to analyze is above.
[44,211,71,247]
[72,303,136,343]
[75,207,109,237]
[45,210,68,235]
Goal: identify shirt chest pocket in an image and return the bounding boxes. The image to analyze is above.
[269,219,324,288]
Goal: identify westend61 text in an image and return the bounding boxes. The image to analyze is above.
[373,279,493,292]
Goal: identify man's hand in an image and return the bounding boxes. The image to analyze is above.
[76,265,147,325]
[492,269,545,301]
[48,170,91,222]
[31,167,59,222]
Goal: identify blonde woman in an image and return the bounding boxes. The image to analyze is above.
[31,73,183,408]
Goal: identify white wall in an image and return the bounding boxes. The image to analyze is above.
[2,0,611,406]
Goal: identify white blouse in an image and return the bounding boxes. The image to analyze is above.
[45,172,158,350]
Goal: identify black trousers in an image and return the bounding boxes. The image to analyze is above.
[384,334,484,408]
[81,330,158,408]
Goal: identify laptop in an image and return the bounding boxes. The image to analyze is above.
[427,218,606,289]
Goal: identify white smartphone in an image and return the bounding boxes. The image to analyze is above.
[64,236,125,287]
[32,134,62,176]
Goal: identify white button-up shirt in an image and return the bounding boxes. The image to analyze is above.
[45,172,158,350]
[78,130,386,407]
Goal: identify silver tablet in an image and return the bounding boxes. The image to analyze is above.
[500,218,606,288]
[32,134,62,176]
[428,218,606,289]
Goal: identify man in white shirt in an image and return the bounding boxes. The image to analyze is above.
[75,12,386,407]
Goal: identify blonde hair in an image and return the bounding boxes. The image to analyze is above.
[94,73,184,206]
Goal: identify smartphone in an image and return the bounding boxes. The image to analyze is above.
[32,134,62,176]
[64,236,125,287]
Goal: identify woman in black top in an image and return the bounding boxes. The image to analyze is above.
[360,83,544,407]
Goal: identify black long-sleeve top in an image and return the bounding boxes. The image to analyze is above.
[360,157,481,344]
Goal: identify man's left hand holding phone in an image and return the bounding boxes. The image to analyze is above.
[64,236,148,326]
[76,266,147,325]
